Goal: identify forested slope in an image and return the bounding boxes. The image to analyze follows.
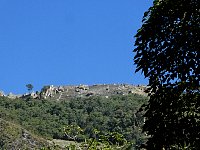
[0,94,148,148]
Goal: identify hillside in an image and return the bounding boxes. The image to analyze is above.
[0,118,50,149]
[0,84,149,149]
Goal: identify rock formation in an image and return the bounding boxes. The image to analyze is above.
[19,84,148,100]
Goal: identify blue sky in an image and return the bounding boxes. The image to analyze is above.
[0,0,152,94]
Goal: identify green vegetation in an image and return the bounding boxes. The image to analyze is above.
[134,0,199,149]
[0,94,148,149]
[0,118,49,149]
[26,84,34,93]
[63,127,133,150]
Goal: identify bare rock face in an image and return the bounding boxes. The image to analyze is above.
[55,84,147,100]
[20,84,148,100]
[40,85,66,99]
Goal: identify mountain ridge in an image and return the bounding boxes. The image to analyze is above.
[1,84,148,100]
[25,84,147,100]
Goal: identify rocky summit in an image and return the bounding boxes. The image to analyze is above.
[0,84,148,100]
[21,84,148,100]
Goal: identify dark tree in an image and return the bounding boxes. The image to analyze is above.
[134,0,199,149]
[26,84,34,93]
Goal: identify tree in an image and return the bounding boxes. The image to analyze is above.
[26,84,34,93]
[133,0,199,149]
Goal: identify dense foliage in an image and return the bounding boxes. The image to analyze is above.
[134,0,199,149]
[0,94,148,148]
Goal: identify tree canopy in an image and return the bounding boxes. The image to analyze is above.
[134,0,199,149]
[26,84,34,93]
[0,94,148,149]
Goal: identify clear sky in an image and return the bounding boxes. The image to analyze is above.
[0,0,153,94]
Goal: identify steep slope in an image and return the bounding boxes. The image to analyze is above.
[0,118,50,149]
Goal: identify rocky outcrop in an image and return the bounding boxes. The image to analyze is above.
[40,85,65,99]
[50,84,147,100]
[61,84,147,98]
[20,84,148,100]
